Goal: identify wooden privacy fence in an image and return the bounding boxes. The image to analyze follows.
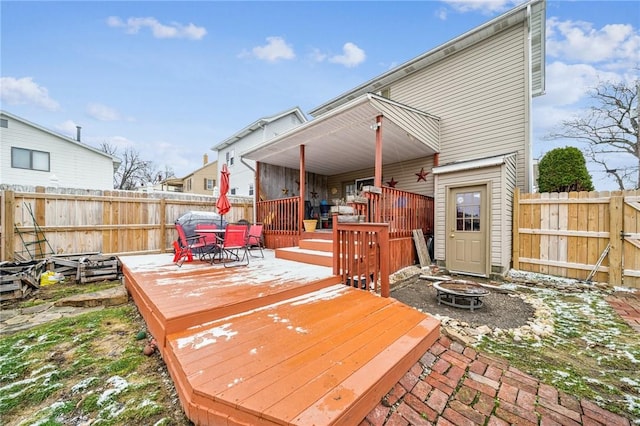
[0,187,254,261]
[513,188,640,288]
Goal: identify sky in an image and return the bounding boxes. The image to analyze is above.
[1,0,639,190]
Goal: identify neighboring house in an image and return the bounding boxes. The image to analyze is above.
[144,154,217,195]
[211,107,307,197]
[177,154,218,196]
[0,110,120,190]
[242,0,546,278]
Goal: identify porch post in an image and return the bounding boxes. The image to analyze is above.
[299,145,306,234]
[374,115,383,187]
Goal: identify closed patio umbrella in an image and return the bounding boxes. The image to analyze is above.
[216,164,231,226]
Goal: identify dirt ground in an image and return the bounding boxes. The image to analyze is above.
[390,273,536,330]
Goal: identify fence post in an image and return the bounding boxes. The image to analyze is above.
[512,187,520,270]
[609,193,623,286]
[1,190,16,261]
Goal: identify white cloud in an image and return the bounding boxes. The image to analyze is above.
[547,18,640,69]
[246,36,295,62]
[441,0,524,15]
[55,120,81,139]
[435,7,448,20]
[87,103,120,121]
[106,16,206,40]
[328,42,366,68]
[309,48,327,63]
[0,77,60,111]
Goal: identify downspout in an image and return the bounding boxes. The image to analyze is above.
[526,3,534,193]
[240,156,257,223]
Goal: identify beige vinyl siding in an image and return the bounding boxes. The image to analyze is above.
[499,154,518,270]
[434,163,511,273]
[391,23,528,192]
[327,156,435,200]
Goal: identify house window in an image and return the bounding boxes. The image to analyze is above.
[226,150,235,166]
[249,184,254,196]
[11,147,50,171]
[0,119,8,128]
[205,178,216,190]
[186,178,192,191]
[230,187,237,195]
[381,88,391,99]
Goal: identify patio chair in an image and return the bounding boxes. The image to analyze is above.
[195,223,221,262]
[213,223,249,267]
[246,223,264,258]
[174,223,208,266]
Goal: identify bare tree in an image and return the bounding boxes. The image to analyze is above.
[99,142,156,190]
[547,78,639,190]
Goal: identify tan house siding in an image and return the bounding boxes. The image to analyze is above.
[391,23,528,192]
[183,161,218,196]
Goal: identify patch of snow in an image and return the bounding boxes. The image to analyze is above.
[176,323,238,350]
[97,376,129,406]
[227,377,243,388]
[614,286,638,293]
[71,377,98,393]
[250,348,257,355]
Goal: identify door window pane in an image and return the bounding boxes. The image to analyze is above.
[455,191,481,232]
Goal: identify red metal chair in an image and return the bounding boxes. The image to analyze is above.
[195,224,221,262]
[246,224,264,258]
[174,223,208,266]
[213,223,249,267]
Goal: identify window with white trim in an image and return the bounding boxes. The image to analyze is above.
[249,184,254,196]
[205,178,216,190]
[226,150,235,166]
[11,147,50,171]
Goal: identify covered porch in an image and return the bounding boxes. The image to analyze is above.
[243,93,440,273]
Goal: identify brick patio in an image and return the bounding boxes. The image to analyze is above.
[362,290,640,426]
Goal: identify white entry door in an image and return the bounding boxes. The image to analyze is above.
[446,185,488,276]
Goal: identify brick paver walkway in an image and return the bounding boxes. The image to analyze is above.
[606,291,640,333]
[362,335,632,426]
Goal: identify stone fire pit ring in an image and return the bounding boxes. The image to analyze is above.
[433,279,490,312]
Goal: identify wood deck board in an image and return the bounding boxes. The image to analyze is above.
[120,252,440,426]
[186,290,405,398]
[170,287,374,372]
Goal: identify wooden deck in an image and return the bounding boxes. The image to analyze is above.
[121,251,440,426]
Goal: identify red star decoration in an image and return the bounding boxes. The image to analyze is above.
[416,167,429,182]
[311,190,318,199]
[386,177,398,188]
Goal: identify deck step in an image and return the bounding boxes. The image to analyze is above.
[276,246,333,267]
[299,238,333,253]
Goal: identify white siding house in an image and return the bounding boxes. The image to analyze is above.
[211,107,307,197]
[0,111,119,190]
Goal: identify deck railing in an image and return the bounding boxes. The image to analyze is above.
[365,188,434,238]
[332,218,390,297]
[257,196,300,234]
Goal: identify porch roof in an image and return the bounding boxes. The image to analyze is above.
[241,93,440,176]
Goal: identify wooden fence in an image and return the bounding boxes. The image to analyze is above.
[0,187,254,261]
[513,189,640,288]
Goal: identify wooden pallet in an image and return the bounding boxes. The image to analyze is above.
[0,260,46,301]
[49,253,119,284]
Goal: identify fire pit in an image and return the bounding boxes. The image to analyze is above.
[433,279,490,311]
